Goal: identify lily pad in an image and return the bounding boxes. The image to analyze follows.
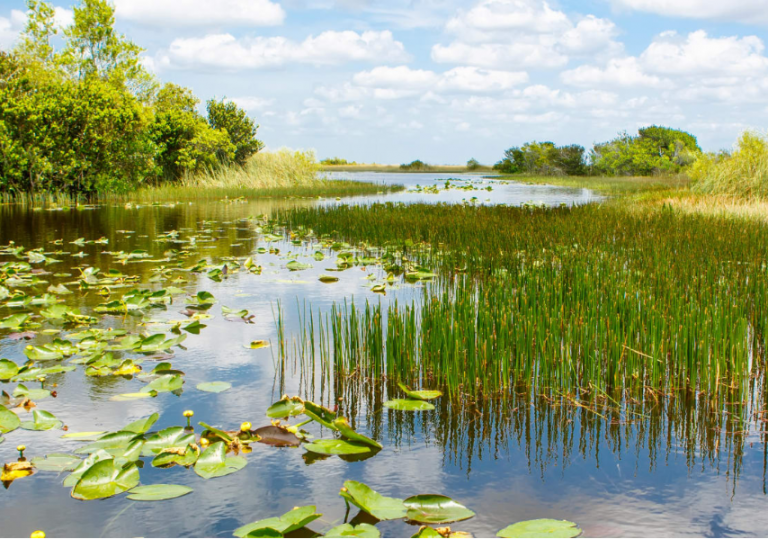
[254,425,301,447]
[122,413,160,434]
[0,405,20,434]
[152,443,200,468]
[142,374,184,394]
[0,359,20,381]
[13,384,52,401]
[142,427,196,456]
[71,459,140,500]
[24,344,64,361]
[384,400,435,412]
[398,383,442,401]
[497,520,581,538]
[412,527,443,538]
[304,439,372,456]
[266,396,305,419]
[304,401,338,430]
[31,453,81,472]
[247,340,270,349]
[324,524,380,538]
[333,418,382,449]
[126,484,193,501]
[403,495,475,524]
[21,409,63,431]
[234,506,323,538]
[319,275,339,283]
[63,450,112,487]
[194,441,247,479]
[111,391,157,401]
[287,261,312,271]
[199,421,233,443]
[76,431,143,455]
[196,381,232,393]
[339,480,407,521]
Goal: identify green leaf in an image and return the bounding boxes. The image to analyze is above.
[384,399,435,412]
[234,506,322,538]
[324,524,380,538]
[304,439,372,456]
[403,495,475,524]
[20,409,62,431]
[266,396,305,419]
[199,421,233,443]
[122,413,160,434]
[194,441,247,479]
[24,344,64,361]
[319,275,339,283]
[76,431,142,455]
[333,418,382,449]
[412,527,443,538]
[13,384,51,401]
[71,459,140,500]
[61,431,107,441]
[397,383,442,401]
[142,427,195,456]
[111,391,157,401]
[63,450,113,487]
[126,484,193,501]
[286,261,312,271]
[222,306,249,318]
[141,374,184,394]
[247,340,270,349]
[339,480,407,521]
[497,520,581,538]
[152,443,200,468]
[0,314,30,329]
[304,400,338,430]
[0,359,20,381]
[31,453,80,472]
[196,381,232,393]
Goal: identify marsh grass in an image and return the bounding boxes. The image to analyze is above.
[280,202,768,403]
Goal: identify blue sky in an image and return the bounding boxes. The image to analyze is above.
[2,0,768,164]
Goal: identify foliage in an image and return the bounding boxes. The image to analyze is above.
[400,160,431,171]
[690,131,768,197]
[494,142,586,176]
[591,126,700,176]
[466,158,481,171]
[321,157,357,165]
[206,98,263,165]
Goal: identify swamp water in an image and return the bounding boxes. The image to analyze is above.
[0,174,763,538]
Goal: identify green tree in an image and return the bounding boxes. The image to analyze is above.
[150,83,234,181]
[206,98,263,165]
[466,158,481,171]
[16,1,58,65]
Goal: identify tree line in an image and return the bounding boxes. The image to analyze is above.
[0,0,262,195]
[493,126,702,177]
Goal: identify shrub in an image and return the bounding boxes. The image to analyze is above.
[400,160,430,171]
[690,131,768,197]
[206,98,263,165]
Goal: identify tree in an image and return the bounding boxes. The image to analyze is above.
[494,142,586,176]
[60,0,154,97]
[467,158,481,171]
[150,83,234,181]
[16,1,58,65]
[206,98,263,166]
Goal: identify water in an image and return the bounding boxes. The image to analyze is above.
[0,175,764,538]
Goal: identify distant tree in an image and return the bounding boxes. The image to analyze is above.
[206,98,263,165]
[591,126,701,176]
[400,160,430,171]
[320,157,355,165]
[494,142,586,176]
[466,158,481,171]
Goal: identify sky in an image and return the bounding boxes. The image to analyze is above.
[2,0,768,165]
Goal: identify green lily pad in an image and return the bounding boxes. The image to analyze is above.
[234,506,322,538]
[71,459,140,500]
[24,344,64,361]
[497,520,581,538]
[76,431,142,455]
[319,275,339,283]
[247,340,270,349]
[21,409,63,431]
[0,359,20,381]
[13,384,51,401]
[126,484,193,501]
[398,383,442,401]
[63,450,112,487]
[111,391,157,401]
[304,401,338,430]
[287,261,312,271]
[152,443,200,468]
[0,405,20,434]
[384,400,435,412]
[194,441,247,479]
[196,381,232,393]
[0,314,30,329]
[61,431,108,441]
[199,421,233,443]
[403,495,475,524]
[324,524,380,538]
[340,480,407,521]
[142,427,196,456]
[142,374,184,394]
[412,527,443,538]
[122,413,160,434]
[304,439,372,456]
[332,418,382,449]
[266,396,305,419]
[31,453,81,472]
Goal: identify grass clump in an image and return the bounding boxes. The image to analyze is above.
[691,131,768,197]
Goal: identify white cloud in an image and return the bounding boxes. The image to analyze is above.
[562,57,666,88]
[432,0,623,69]
[157,30,409,70]
[0,10,26,50]
[53,7,74,29]
[114,0,285,27]
[608,0,768,24]
[230,96,276,111]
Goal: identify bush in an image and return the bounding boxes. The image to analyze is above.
[467,158,481,171]
[690,131,768,197]
[400,160,430,171]
[495,142,586,176]
[321,157,356,165]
